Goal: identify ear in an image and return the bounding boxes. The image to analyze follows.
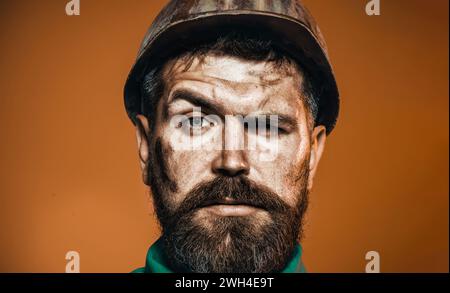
[135,114,150,185]
[308,125,327,191]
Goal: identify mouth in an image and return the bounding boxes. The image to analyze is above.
[198,198,265,217]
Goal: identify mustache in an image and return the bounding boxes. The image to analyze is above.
[171,176,291,219]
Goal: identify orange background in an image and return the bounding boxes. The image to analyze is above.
[0,0,448,273]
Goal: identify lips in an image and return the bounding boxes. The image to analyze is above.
[198,197,264,210]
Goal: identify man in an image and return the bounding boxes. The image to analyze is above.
[124,0,339,273]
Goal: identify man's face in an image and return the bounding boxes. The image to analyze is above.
[136,54,327,272]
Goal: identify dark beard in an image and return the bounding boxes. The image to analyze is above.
[148,138,310,273]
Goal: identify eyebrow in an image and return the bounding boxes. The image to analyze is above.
[248,113,299,130]
[168,89,227,115]
[168,89,299,129]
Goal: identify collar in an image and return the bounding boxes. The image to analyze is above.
[133,238,306,273]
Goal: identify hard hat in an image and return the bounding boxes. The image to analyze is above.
[124,0,339,134]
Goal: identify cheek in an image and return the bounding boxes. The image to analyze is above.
[249,132,310,207]
[169,151,209,184]
[159,125,221,202]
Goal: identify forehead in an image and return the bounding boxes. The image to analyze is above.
[161,54,305,115]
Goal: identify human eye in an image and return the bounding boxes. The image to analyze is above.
[178,113,217,136]
[251,116,288,137]
[187,116,209,129]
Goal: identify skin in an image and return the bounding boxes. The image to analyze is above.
[135,54,327,222]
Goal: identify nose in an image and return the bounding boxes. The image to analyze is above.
[211,116,250,177]
[212,150,250,177]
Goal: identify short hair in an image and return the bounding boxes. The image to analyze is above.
[141,30,319,133]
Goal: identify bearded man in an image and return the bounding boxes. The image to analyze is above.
[124,0,339,273]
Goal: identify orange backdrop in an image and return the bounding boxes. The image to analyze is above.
[0,0,448,272]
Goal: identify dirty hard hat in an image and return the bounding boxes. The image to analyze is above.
[124,0,339,134]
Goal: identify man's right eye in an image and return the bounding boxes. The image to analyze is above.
[187,116,208,128]
[176,115,216,135]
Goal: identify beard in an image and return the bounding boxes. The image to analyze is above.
[148,138,310,273]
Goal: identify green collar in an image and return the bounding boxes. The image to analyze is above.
[133,238,306,273]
